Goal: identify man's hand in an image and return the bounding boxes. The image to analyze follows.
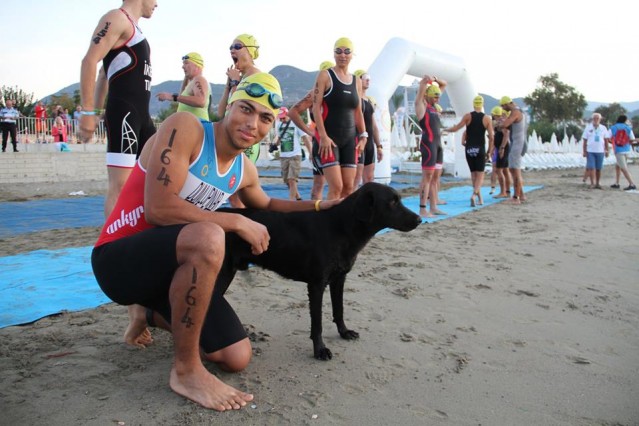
[79,114,97,143]
[156,92,174,102]
[236,216,270,255]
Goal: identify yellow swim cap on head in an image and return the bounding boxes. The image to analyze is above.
[353,69,367,78]
[500,96,512,106]
[236,33,260,59]
[426,85,441,97]
[319,61,334,71]
[491,106,503,116]
[334,37,354,51]
[228,72,282,115]
[183,52,204,68]
[473,95,484,107]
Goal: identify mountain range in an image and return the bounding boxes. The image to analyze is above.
[47,65,639,118]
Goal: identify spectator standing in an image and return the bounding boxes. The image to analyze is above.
[608,114,636,190]
[157,52,210,121]
[34,100,47,143]
[80,0,158,218]
[581,112,609,189]
[273,107,312,200]
[73,105,82,142]
[1,99,20,152]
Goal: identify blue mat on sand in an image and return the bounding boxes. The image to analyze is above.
[0,181,421,238]
[0,184,542,328]
[0,247,110,327]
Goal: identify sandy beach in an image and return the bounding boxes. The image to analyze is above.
[1,165,638,425]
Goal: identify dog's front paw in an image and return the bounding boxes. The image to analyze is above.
[314,346,333,360]
[339,329,360,340]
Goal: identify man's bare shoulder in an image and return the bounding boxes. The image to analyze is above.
[163,111,204,136]
[99,8,129,25]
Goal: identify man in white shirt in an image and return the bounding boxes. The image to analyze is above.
[581,112,609,189]
[274,107,312,200]
[1,100,20,152]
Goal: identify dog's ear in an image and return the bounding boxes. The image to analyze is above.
[353,187,375,223]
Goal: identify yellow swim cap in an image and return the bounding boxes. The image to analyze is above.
[228,72,282,116]
[353,69,367,78]
[235,34,260,59]
[183,52,204,68]
[319,61,334,71]
[334,37,354,52]
[426,85,441,97]
[500,96,512,106]
[491,106,503,116]
[473,95,484,107]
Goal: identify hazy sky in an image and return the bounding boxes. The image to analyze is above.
[2,0,636,103]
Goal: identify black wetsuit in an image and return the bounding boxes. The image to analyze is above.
[465,111,487,172]
[314,68,359,168]
[357,97,375,166]
[103,8,156,168]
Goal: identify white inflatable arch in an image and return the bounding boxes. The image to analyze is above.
[367,37,476,181]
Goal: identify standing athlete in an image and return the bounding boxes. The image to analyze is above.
[80,0,158,217]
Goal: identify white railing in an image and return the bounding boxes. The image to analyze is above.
[14,117,108,144]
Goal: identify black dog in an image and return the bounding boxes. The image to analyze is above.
[217,182,421,360]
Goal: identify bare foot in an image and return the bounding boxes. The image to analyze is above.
[419,206,434,218]
[477,192,483,205]
[124,305,153,348]
[431,209,447,215]
[503,197,521,205]
[437,199,447,205]
[470,195,476,207]
[170,364,254,411]
[493,193,509,198]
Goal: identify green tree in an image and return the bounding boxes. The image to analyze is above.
[391,91,404,113]
[156,103,179,122]
[1,85,35,114]
[528,120,557,143]
[72,89,81,108]
[48,93,77,115]
[594,102,627,127]
[631,115,639,136]
[524,73,587,124]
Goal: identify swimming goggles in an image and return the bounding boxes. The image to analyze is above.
[230,43,258,51]
[334,48,352,55]
[237,82,283,109]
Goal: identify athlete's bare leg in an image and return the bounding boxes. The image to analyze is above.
[419,169,435,218]
[107,166,154,347]
[124,304,153,348]
[310,175,325,200]
[169,223,253,411]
